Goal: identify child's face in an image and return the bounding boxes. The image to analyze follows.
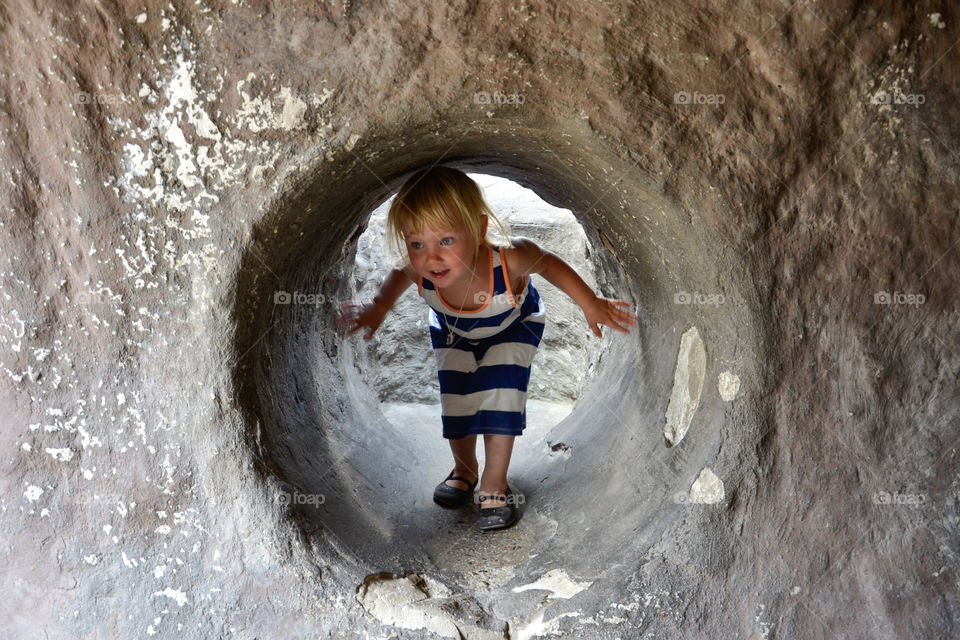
[402,219,484,288]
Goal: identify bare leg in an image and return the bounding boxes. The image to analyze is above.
[478,434,515,502]
[445,435,479,490]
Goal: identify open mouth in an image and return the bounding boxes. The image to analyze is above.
[429,269,450,279]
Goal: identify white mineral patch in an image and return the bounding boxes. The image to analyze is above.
[115,51,248,220]
[153,587,188,607]
[689,467,724,504]
[45,447,74,462]
[235,76,309,133]
[664,326,706,446]
[511,569,592,599]
[356,574,502,640]
[718,370,740,401]
[516,611,581,640]
[929,13,946,29]
[275,87,308,131]
[24,485,43,502]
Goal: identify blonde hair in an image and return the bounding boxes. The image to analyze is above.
[386,166,511,265]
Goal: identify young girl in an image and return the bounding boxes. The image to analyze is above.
[337,166,637,531]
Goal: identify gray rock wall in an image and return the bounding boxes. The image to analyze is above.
[0,1,957,639]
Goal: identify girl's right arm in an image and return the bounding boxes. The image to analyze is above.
[336,264,416,340]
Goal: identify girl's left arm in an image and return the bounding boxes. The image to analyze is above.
[509,237,637,337]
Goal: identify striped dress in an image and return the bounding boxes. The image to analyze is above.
[417,244,547,439]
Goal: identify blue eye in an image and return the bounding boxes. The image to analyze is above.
[410,241,423,249]
[440,237,454,246]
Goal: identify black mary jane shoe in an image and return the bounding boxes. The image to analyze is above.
[477,486,519,531]
[433,470,478,508]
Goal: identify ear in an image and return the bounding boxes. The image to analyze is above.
[479,215,488,240]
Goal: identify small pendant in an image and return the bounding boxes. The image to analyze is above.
[446,330,454,345]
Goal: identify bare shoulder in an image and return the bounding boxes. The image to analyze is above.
[502,236,547,277]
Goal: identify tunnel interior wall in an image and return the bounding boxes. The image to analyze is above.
[235,120,769,582]
[1,1,956,637]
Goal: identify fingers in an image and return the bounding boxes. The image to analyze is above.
[605,299,637,327]
[591,300,638,336]
[618,311,638,326]
[337,316,360,338]
[337,301,357,317]
[343,314,372,338]
[336,313,354,335]
[335,304,353,327]
[337,301,363,319]
[336,302,381,340]
[612,320,631,333]
[336,301,365,337]
[598,317,630,334]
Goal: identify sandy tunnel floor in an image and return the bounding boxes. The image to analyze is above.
[378,399,573,574]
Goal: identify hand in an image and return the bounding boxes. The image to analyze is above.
[583,296,637,338]
[336,300,386,340]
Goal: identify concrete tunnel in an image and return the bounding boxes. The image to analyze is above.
[2,1,956,638]
[232,126,765,623]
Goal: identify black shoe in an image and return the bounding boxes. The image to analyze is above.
[477,486,519,531]
[433,470,478,508]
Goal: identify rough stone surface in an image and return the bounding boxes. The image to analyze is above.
[1,1,958,639]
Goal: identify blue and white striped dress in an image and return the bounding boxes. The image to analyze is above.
[417,244,547,439]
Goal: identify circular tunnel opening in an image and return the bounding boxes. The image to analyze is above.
[350,173,603,446]
[234,126,766,608]
[327,166,647,576]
